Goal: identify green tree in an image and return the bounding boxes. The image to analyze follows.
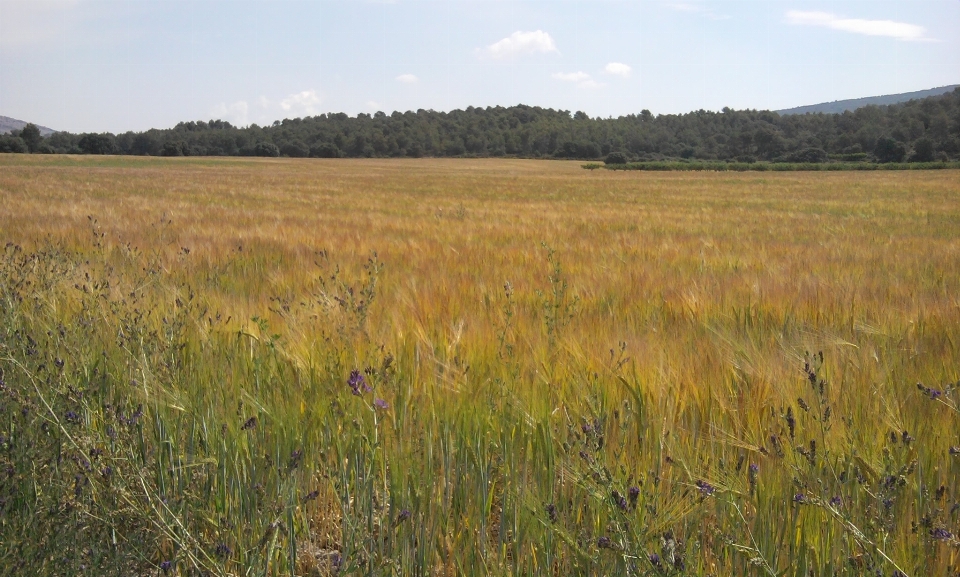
[19,123,42,152]
[873,137,906,163]
[909,137,935,162]
[78,133,117,155]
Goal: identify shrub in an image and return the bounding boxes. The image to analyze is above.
[604,152,628,165]
[280,140,310,158]
[782,147,829,163]
[0,135,28,153]
[254,141,281,157]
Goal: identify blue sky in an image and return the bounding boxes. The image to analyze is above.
[1,0,957,133]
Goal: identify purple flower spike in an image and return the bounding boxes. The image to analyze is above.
[160,560,172,574]
[931,527,953,540]
[374,398,389,410]
[695,480,716,496]
[793,493,807,504]
[348,370,370,396]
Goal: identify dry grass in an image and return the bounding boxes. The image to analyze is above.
[1,154,959,575]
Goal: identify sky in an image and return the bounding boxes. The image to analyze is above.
[0,0,957,133]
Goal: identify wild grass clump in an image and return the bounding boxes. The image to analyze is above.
[1,157,959,576]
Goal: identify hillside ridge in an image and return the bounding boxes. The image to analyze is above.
[777,85,960,116]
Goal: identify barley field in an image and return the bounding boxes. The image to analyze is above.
[1,155,959,576]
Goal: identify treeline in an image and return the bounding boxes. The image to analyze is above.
[2,88,959,163]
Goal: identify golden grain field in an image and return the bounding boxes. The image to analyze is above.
[1,155,959,576]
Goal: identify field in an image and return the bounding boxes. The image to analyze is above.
[1,155,959,576]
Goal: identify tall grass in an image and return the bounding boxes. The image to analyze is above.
[1,156,958,575]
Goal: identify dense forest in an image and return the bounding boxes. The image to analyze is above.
[2,88,959,163]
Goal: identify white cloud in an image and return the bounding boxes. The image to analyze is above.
[482,30,558,60]
[786,10,929,41]
[552,72,603,89]
[603,62,632,78]
[212,100,250,126]
[280,89,321,116]
[395,74,418,84]
[665,3,729,21]
[552,71,591,83]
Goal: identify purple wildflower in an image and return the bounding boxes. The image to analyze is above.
[545,503,558,523]
[829,496,842,507]
[649,553,662,568]
[628,485,640,506]
[160,560,172,574]
[695,480,716,496]
[241,416,257,430]
[303,490,320,503]
[748,462,759,491]
[949,446,960,456]
[214,543,232,559]
[396,509,411,524]
[931,527,953,540]
[612,490,628,511]
[793,493,807,505]
[597,536,613,549]
[374,398,389,410]
[348,370,371,395]
[289,449,303,469]
[918,382,944,399]
[64,410,80,423]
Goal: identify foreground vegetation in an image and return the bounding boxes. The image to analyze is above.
[1,156,959,576]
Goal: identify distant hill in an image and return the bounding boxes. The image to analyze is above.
[0,115,57,136]
[777,85,960,116]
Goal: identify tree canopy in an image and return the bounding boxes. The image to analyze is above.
[5,89,959,163]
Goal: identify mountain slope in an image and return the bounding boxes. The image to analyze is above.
[0,115,57,136]
[777,85,960,116]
